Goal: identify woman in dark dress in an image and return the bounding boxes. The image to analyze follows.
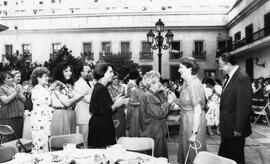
[88,62,126,148]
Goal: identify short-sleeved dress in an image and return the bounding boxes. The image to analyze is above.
[177,77,206,164]
[88,83,116,148]
[30,85,53,153]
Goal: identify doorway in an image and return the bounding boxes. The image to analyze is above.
[245,58,254,79]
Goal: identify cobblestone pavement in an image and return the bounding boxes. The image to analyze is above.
[167,123,270,164]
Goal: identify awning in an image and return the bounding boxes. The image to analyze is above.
[0,24,8,32]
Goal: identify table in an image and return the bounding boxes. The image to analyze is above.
[5,145,168,164]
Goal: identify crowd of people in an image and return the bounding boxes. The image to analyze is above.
[0,53,255,164]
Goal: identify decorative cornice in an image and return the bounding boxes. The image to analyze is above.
[1,26,226,34]
[226,0,268,29]
[1,11,227,20]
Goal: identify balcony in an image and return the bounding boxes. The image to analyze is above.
[192,51,206,60]
[139,52,153,61]
[81,52,94,61]
[169,50,183,60]
[231,27,270,51]
[118,52,132,58]
[99,52,113,60]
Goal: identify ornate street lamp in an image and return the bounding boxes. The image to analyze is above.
[147,19,173,74]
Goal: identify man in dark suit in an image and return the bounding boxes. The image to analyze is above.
[217,53,252,164]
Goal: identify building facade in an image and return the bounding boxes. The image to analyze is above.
[226,0,270,79]
[2,0,259,80]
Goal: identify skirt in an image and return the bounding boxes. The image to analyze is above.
[178,110,206,164]
[50,109,76,136]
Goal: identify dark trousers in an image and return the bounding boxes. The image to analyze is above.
[218,136,246,164]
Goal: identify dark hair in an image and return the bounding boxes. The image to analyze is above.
[93,62,111,81]
[219,52,236,65]
[129,70,140,80]
[0,71,13,85]
[179,57,200,75]
[52,62,75,85]
[204,78,216,87]
[136,77,142,86]
[30,67,50,86]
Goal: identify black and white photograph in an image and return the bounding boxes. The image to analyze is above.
[0,0,270,163]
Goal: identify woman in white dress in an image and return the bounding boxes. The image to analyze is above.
[30,67,53,153]
[205,78,222,135]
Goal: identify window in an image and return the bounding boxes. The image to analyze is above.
[52,43,61,54]
[234,31,241,41]
[245,24,253,44]
[83,43,91,53]
[193,41,205,60]
[39,1,43,5]
[5,45,12,56]
[22,44,30,54]
[194,41,203,54]
[142,41,151,53]
[140,65,153,75]
[264,12,270,35]
[120,42,130,53]
[170,41,182,60]
[101,42,111,53]
[82,43,93,60]
[51,0,55,3]
[4,1,7,6]
[140,42,153,60]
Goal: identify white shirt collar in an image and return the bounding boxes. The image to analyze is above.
[228,65,239,80]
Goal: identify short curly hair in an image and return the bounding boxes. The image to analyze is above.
[142,70,160,89]
[30,67,50,86]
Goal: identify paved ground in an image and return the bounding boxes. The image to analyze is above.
[167,122,270,164]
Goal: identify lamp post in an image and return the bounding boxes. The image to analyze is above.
[146,19,174,74]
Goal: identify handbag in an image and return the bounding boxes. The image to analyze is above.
[184,140,201,164]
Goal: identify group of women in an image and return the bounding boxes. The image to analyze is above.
[0,57,207,164]
[86,57,207,164]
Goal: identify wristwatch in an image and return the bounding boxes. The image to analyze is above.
[192,131,198,134]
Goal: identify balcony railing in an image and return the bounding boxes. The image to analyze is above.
[99,52,113,59]
[231,27,270,51]
[81,52,94,61]
[139,52,153,61]
[192,51,206,60]
[169,51,183,60]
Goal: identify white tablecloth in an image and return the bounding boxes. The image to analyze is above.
[5,146,168,164]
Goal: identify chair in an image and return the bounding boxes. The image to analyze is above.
[117,137,155,156]
[252,101,270,126]
[48,133,86,151]
[193,151,237,164]
[0,124,32,152]
[0,146,17,163]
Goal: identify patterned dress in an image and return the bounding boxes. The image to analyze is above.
[205,85,222,126]
[30,85,53,153]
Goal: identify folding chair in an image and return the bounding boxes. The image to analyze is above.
[117,137,155,156]
[0,124,32,152]
[0,146,17,163]
[252,101,270,126]
[48,133,86,151]
[193,151,237,164]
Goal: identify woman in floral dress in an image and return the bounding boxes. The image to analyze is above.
[30,67,52,153]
